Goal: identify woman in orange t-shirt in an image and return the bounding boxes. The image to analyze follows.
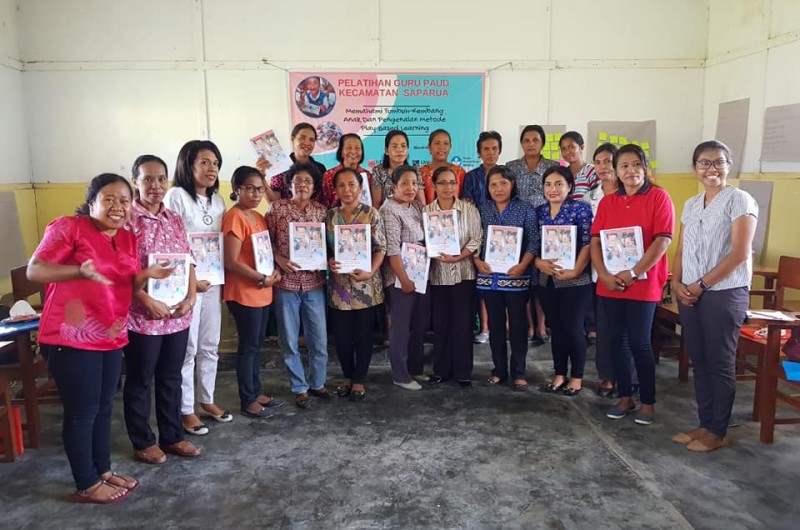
[222,166,282,418]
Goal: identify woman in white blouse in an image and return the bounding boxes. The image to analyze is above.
[164,140,231,435]
[671,140,757,452]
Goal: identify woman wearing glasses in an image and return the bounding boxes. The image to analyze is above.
[591,144,674,426]
[267,163,330,408]
[222,166,282,419]
[671,141,757,452]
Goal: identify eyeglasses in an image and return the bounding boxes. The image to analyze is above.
[435,180,458,187]
[239,185,265,194]
[293,178,314,186]
[140,176,168,185]
[695,159,730,170]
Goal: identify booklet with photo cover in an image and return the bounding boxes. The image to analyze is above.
[188,232,224,285]
[423,209,460,257]
[251,230,275,277]
[147,253,191,307]
[394,242,430,294]
[599,226,647,279]
[289,222,327,271]
[249,129,292,179]
[484,225,522,274]
[334,224,371,274]
[541,225,577,271]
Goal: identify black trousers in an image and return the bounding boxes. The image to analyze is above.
[539,281,593,378]
[678,287,748,437]
[47,345,122,491]
[332,305,378,385]
[123,329,189,450]
[431,281,475,381]
[483,289,530,380]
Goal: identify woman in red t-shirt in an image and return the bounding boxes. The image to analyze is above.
[590,144,674,426]
[28,174,172,504]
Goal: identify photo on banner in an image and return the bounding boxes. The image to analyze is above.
[586,120,658,173]
[288,72,486,170]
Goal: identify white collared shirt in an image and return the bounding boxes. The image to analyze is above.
[164,187,227,233]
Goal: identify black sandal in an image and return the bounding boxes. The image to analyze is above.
[336,385,352,398]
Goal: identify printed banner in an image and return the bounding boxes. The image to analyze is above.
[289,72,486,170]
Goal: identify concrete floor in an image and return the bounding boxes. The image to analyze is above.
[1,340,799,530]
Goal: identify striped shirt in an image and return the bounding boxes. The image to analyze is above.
[571,163,598,200]
[424,198,482,286]
[680,185,758,290]
[379,198,425,287]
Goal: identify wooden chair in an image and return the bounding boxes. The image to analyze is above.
[10,265,45,310]
[0,372,21,462]
[736,255,800,443]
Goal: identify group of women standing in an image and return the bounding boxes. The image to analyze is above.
[27,118,757,503]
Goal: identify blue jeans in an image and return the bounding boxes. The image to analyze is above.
[274,287,329,394]
[46,345,122,491]
[599,296,657,404]
[226,301,271,410]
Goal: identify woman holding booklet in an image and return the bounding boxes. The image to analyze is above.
[534,165,594,396]
[671,141,757,452]
[124,155,201,464]
[222,166,282,419]
[325,167,387,401]
[424,166,482,387]
[164,140,230,436]
[267,162,330,408]
[590,144,674,426]
[473,166,538,391]
[379,165,430,390]
[27,174,174,503]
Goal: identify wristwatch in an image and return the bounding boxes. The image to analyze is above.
[697,278,710,292]
[628,270,639,281]
[256,274,267,287]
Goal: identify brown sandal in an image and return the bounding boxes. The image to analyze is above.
[71,480,130,504]
[101,472,139,491]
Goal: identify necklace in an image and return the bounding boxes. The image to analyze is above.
[199,196,213,225]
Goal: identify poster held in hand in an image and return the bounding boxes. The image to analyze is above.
[147,253,191,307]
[251,230,275,277]
[423,210,460,257]
[289,222,327,271]
[335,224,371,274]
[599,226,647,279]
[541,225,576,270]
[394,242,430,294]
[484,225,522,274]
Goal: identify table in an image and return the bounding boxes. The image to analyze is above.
[753,265,778,290]
[0,319,44,449]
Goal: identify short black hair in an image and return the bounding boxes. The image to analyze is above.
[542,165,575,196]
[559,131,585,149]
[485,165,517,201]
[284,162,323,198]
[172,141,222,201]
[76,173,134,215]
[431,165,457,184]
[428,129,451,145]
[692,140,733,166]
[291,122,317,141]
[477,131,503,154]
[333,166,363,188]
[229,166,263,201]
[391,164,418,185]
[519,125,546,144]
[593,142,618,161]
[613,144,652,195]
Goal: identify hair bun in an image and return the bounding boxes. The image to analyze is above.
[229,192,238,201]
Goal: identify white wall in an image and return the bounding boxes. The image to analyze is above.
[15,0,712,183]
[0,0,30,184]
[703,0,800,173]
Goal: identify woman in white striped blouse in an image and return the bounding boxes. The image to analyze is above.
[671,140,757,452]
[424,166,483,387]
